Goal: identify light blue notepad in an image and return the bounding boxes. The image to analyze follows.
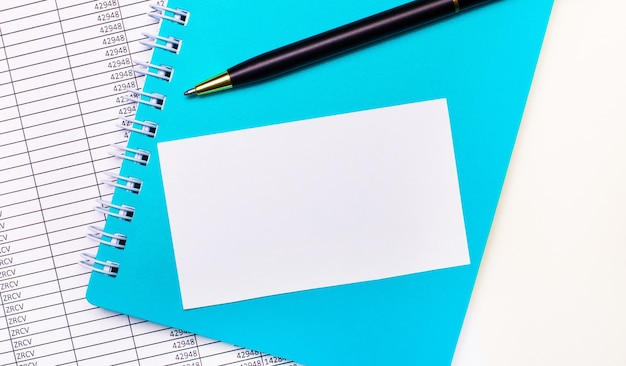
[85,0,553,364]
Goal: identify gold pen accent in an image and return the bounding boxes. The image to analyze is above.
[453,0,460,12]
[184,71,233,96]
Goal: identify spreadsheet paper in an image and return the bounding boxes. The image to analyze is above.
[0,1,297,365]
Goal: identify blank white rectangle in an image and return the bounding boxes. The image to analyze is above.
[159,98,469,309]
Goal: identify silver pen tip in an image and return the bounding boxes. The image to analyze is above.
[183,88,196,96]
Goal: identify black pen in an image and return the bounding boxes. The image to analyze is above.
[184,0,494,96]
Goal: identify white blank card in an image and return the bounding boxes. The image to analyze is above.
[158,98,469,309]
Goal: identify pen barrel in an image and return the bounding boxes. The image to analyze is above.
[228,0,488,87]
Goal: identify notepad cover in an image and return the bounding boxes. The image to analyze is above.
[85,0,554,364]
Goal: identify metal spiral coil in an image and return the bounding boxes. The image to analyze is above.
[118,116,158,138]
[80,3,189,276]
[102,171,143,194]
[124,90,165,109]
[79,253,120,277]
[108,143,151,166]
[141,32,182,54]
[86,225,128,249]
[95,199,135,222]
[148,5,189,26]
[133,61,173,82]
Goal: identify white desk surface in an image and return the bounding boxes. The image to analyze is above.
[453,1,626,365]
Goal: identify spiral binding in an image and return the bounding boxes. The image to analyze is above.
[79,253,120,276]
[102,171,142,194]
[108,144,151,165]
[86,225,127,249]
[118,116,158,138]
[148,5,189,25]
[141,33,182,54]
[124,90,166,109]
[95,199,135,221]
[81,4,189,277]
[133,61,173,82]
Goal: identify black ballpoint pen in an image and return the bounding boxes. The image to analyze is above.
[184,0,494,96]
